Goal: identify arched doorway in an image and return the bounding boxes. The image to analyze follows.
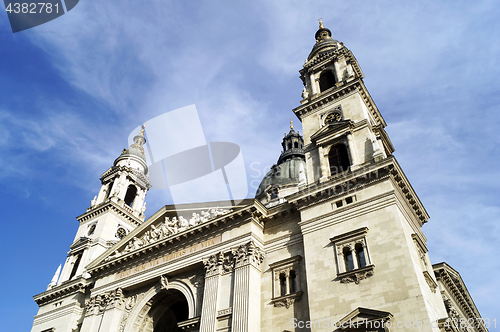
[150,290,189,332]
[131,289,190,332]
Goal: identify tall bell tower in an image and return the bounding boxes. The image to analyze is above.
[55,126,151,285]
[297,20,394,184]
[32,127,151,332]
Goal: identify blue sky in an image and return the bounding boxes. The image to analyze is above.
[1,1,499,330]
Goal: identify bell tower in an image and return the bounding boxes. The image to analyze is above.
[296,20,394,184]
[54,126,151,286]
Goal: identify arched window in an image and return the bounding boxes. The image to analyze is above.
[69,254,82,280]
[124,185,137,207]
[287,143,292,150]
[356,243,366,268]
[343,247,354,272]
[289,270,297,293]
[329,144,350,175]
[279,273,287,296]
[294,142,299,149]
[104,181,114,200]
[319,71,336,92]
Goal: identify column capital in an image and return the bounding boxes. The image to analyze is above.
[232,241,265,270]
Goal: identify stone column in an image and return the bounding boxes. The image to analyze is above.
[318,146,329,182]
[346,132,359,169]
[231,242,265,332]
[351,246,359,270]
[200,253,223,332]
[310,73,317,95]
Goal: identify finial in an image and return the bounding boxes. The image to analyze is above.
[318,18,324,29]
[290,119,294,130]
[140,122,146,135]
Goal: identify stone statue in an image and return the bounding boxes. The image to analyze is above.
[91,196,97,207]
[141,202,146,214]
[165,217,179,235]
[301,87,309,99]
[179,216,189,229]
[150,225,162,241]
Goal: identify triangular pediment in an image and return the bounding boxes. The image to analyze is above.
[310,120,352,145]
[86,199,257,271]
[337,307,393,328]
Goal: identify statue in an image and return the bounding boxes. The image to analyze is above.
[165,217,179,235]
[179,216,189,229]
[301,87,309,99]
[90,196,97,207]
[190,213,201,226]
[150,225,162,241]
[141,202,146,214]
[142,230,151,245]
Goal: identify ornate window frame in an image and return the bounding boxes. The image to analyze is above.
[269,255,303,309]
[331,227,374,284]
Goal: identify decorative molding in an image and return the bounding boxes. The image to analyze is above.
[178,317,201,332]
[423,271,438,293]
[232,241,265,269]
[34,278,88,306]
[85,287,125,314]
[338,265,374,284]
[217,307,232,317]
[271,291,303,309]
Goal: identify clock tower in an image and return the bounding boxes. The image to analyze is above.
[296,20,393,183]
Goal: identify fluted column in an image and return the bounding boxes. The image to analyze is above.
[231,242,265,332]
[200,253,223,332]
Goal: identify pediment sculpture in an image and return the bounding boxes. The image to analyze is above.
[105,207,231,261]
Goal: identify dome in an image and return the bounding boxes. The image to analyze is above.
[256,157,306,196]
[255,121,307,205]
[307,20,340,60]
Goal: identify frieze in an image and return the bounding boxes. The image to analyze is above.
[114,235,222,280]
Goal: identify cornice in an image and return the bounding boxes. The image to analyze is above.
[293,80,386,128]
[286,156,429,224]
[100,165,151,190]
[433,263,488,332]
[33,277,89,306]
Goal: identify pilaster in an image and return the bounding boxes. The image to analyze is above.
[200,253,223,332]
[231,242,264,332]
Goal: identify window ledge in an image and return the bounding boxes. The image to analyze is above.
[338,265,374,284]
[270,291,303,309]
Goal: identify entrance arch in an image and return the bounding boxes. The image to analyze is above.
[124,281,196,332]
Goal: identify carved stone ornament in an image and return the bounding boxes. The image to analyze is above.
[338,265,374,284]
[203,252,223,277]
[86,287,125,314]
[272,291,303,309]
[232,241,265,269]
[160,275,169,290]
[105,207,232,261]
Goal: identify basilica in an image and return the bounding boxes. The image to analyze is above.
[31,21,488,332]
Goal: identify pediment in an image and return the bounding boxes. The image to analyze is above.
[86,199,258,271]
[337,307,393,328]
[310,120,351,145]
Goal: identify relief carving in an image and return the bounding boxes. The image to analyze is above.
[105,207,232,262]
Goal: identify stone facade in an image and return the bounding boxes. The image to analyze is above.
[31,22,488,332]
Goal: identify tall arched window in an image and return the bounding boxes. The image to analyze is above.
[124,185,137,207]
[319,71,336,92]
[343,247,354,272]
[289,270,297,293]
[69,254,82,280]
[104,181,114,200]
[355,243,367,268]
[329,144,350,175]
[279,273,287,296]
[294,142,299,149]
